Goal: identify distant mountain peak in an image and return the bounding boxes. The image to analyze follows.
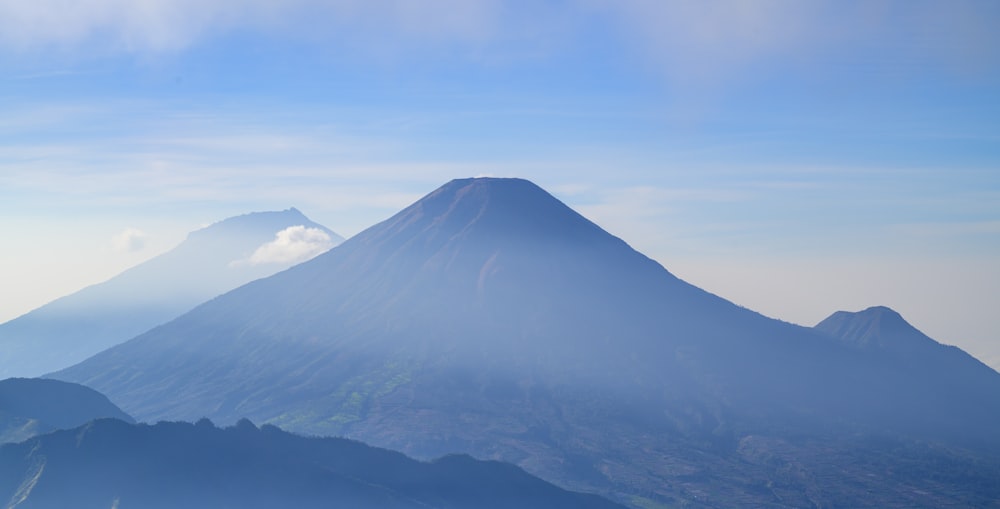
[188,208,327,240]
[815,306,935,352]
[855,305,903,319]
[0,208,341,379]
[815,305,1000,419]
[844,305,909,328]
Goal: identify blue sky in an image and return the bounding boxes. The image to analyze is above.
[2,0,999,367]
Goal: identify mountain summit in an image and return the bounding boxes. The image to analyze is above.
[815,306,936,352]
[814,306,1000,431]
[815,305,998,373]
[54,178,1000,507]
[0,208,341,378]
[389,177,634,244]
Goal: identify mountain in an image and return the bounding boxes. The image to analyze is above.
[0,378,133,445]
[0,208,342,378]
[816,305,985,361]
[815,305,1000,422]
[0,418,624,509]
[52,178,1000,507]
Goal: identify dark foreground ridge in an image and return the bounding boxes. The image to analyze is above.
[0,377,133,445]
[53,177,1000,508]
[0,418,624,509]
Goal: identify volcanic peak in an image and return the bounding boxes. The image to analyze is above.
[815,305,936,352]
[396,177,619,246]
[186,207,331,241]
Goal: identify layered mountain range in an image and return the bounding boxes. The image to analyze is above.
[0,417,623,509]
[0,378,133,445]
[50,178,1000,507]
[0,208,341,378]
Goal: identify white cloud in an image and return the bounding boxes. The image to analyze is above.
[0,0,225,52]
[111,227,149,252]
[0,0,504,54]
[596,0,821,81]
[235,225,334,267]
[594,0,1000,84]
[1,0,995,89]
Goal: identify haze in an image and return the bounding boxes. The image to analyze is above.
[1,0,998,368]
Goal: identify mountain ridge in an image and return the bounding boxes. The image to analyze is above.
[0,208,341,378]
[0,417,624,509]
[0,377,133,445]
[815,305,998,370]
[814,306,1000,431]
[52,177,1000,508]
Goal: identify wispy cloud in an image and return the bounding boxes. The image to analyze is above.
[0,0,505,54]
[111,227,149,252]
[596,0,1000,81]
[0,100,511,236]
[596,0,824,84]
[890,220,1000,238]
[2,1,996,80]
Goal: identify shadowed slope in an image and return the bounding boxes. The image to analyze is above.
[815,306,1000,442]
[0,378,133,445]
[0,418,624,509]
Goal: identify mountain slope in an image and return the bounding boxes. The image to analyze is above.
[0,418,624,509]
[816,305,987,362]
[815,306,1000,438]
[0,378,133,445]
[0,208,341,378]
[53,178,1000,507]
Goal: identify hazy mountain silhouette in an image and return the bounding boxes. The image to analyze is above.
[0,208,341,378]
[0,418,624,509]
[52,178,1000,507]
[0,378,133,445]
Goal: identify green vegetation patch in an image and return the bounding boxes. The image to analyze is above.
[629,495,675,509]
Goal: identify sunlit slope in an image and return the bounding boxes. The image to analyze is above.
[0,208,341,378]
